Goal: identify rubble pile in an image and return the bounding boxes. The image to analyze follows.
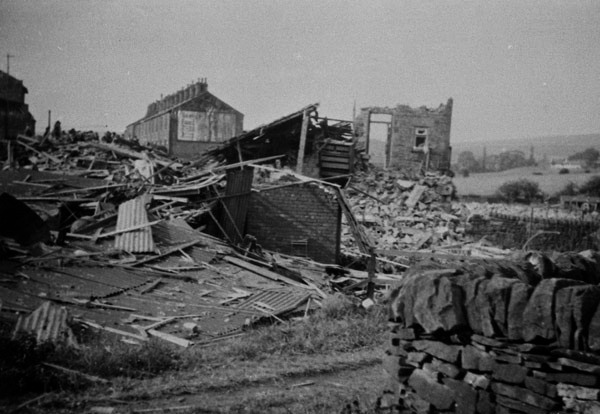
[381,252,600,413]
[345,168,464,252]
[462,202,600,222]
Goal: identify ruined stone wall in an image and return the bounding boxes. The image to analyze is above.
[381,258,600,413]
[356,99,452,172]
[467,212,600,251]
[246,183,341,263]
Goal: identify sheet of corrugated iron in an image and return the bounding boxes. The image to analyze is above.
[235,290,310,316]
[13,301,77,346]
[115,194,155,253]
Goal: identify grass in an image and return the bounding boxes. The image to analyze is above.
[0,295,389,405]
[453,166,598,197]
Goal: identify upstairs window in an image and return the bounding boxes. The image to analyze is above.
[414,127,428,151]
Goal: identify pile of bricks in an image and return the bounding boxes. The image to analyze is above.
[381,257,600,413]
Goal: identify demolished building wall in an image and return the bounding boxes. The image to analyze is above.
[356,98,452,172]
[0,70,36,140]
[125,79,243,158]
[246,183,341,263]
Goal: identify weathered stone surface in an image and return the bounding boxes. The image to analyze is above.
[522,278,582,342]
[562,398,600,414]
[471,334,506,348]
[557,382,600,400]
[413,274,467,333]
[407,368,455,410]
[491,382,559,410]
[588,302,600,352]
[460,276,487,335]
[558,357,600,375]
[476,390,494,414]
[402,389,432,413]
[463,372,491,390]
[481,275,520,337]
[507,281,533,341]
[524,376,558,398]
[491,349,523,364]
[462,345,494,372]
[412,340,462,364]
[535,371,600,387]
[495,394,553,414]
[430,358,461,378]
[406,351,428,367]
[443,377,477,414]
[492,362,529,384]
[555,285,600,350]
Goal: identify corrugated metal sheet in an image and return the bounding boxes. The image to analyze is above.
[115,194,155,253]
[13,301,77,346]
[235,290,310,316]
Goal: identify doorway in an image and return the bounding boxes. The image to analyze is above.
[367,114,392,168]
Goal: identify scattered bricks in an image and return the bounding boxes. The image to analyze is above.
[491,382,559,411]
[430,357,461,379]
[492,362,529,384]
[495,395,553,414]
[557,383,600,400]
[462,345,495,372]
[406,351,429,367]
[412,340,462,364]
[408,369,455,411]
[524,376,558,398]
[476,390,494,414]
[463,372,490,390]
[443,377,477,414]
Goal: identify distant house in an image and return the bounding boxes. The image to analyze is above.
[125,79,243,158]
[0,70,36,140]
[354,99,453,172]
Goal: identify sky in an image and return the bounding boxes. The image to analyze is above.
[1,0,599,143]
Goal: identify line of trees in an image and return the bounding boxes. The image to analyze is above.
[456,149,535,176]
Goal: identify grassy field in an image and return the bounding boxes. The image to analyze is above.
[453,166,599,198]
[0,295,390,413]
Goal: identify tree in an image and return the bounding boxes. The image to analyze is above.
[496,179,543,203]
[579,175,600,197]
[457,151,480,173]
[568,148,599,168]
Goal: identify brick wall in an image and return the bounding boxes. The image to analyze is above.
[467,213,600,251]
[246,183,341,264]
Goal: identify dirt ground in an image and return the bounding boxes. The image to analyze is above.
[5,347,387,414]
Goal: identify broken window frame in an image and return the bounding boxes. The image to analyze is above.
[413,127,428,152]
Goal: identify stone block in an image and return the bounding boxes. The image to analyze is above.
[412,273,467,333]
[463,372,490,390]
[408,368,455,410]
[588,303,600,352]
[555,285,600,350]
[443,377,477,414]
[476,390,494,414]
[557,382,600,400]
[524,375,558,398]
[542,371,600,387]
[492,362,529,384]
[558,357,600,375]
[406,351,428,367]
[507,282,533,341]
[522,278,582,342]
[430,357,461,378]
[412,339,462,364]
[462,345,495,372]
[491,381,560,411]
[481,275,520,337]
[495,394,553,414]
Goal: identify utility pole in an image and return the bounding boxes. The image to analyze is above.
[6,54,14,75]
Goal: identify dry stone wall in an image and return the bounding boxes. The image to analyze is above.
[381,256,600,413]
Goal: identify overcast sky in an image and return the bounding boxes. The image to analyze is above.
[1,0,599,142]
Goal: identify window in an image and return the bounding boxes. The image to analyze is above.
[414,127,428,151]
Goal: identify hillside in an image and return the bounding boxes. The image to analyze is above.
[451,133,600,163]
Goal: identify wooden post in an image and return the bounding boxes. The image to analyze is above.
[296,110,309,174]
[366,251,376,299]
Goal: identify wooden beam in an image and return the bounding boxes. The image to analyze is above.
[296,109,310,174]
